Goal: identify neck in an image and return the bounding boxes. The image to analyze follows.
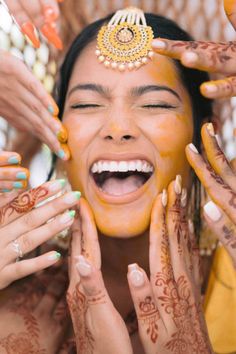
[99,230,150,279]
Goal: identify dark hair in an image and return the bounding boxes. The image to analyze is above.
[54,13,214,236]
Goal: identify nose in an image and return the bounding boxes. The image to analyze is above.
[99,110,140,143]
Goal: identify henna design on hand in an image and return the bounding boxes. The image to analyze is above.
[138,296,159,343]
[169,197,188,255]
[67,283,95,354]
[155,213,211,353]
[222,225,236,249]
[0,332,46,354]
[0,186,48,224]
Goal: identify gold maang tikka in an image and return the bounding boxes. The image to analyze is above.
[96,7,154,71]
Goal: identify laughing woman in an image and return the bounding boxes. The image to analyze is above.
[0,8,235,354]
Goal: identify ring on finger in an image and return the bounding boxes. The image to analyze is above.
[12,239,24,262]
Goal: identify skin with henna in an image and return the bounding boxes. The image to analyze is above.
[152,0,236,105]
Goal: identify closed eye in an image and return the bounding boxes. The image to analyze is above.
[71,104,102,109]
[142,104,177,109]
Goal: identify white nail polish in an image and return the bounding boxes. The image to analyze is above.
[152,39,166,49]
[128,264,144,287]
[181,188,187,207]
[49,179,66,192]
[161,189,168,207]
[204,201,222,222]
[188,143,199,154]
[48,251,61,261]
[174,175,182,195]
[76,255,92,277]
[183,51,198,63]
[204,84,218,93]
[63,191,81,204]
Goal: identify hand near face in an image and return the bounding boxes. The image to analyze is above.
[127,178,213,354]
[152,0,236,99]
[186,122,236,268]
[3,0,63,50]
[0,179,80,289]
[68,195,212,354]
[67,198,133,354]
[0,52,69,160]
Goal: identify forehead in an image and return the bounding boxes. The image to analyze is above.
[68,42,186,94]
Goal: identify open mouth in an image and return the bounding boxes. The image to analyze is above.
[90,160,154,196]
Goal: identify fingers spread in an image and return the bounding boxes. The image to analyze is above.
[204,200,236,268]
[186,144,236,224]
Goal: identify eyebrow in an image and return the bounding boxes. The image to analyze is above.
[68,83,181,102]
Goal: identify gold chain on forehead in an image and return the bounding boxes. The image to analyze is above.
[96,7,154,71]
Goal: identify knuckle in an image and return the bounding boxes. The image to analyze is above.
[22,213,37,229]
[30,101,42,115]
[21,234,33,253]
[28,80,39,94]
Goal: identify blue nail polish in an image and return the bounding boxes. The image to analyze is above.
[48,104,54,115]
[16,172,27,180]
[2,189,11,193]
[13,182,23,189]
[57,149,65,159]
[8,156,19,165]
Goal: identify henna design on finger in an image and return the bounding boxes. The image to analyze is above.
[0,186,48,224]
[206,165,236,209]
[138,296,159,343]
[170,197,188,255]
[87,290,106,305]
[67,283,94,354]
[222,225,236,249]
[0,332,46,354]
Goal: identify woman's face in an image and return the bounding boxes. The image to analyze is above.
[63,42,193,238]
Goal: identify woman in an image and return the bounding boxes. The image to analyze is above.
[0,9,235,353]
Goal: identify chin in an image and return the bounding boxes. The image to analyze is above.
[93,207,152,238]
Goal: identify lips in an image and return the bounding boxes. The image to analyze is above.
[90,158,154,198]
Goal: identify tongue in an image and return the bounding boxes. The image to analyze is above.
[101,175,144,196]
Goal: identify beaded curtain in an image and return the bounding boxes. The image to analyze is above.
[61,0,236,160]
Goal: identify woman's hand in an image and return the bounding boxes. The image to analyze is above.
[68,194,212,353]
[3,0,63,50]
[0,151,28,194]
[0,51,69,159]
[67,198,133,354]
[151,0,236,99]
[186,122,236,268]
[0,179,81,289]
[126,178,213,354]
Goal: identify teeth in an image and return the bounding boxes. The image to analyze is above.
[91,160,154,174]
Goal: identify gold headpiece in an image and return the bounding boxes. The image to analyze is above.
[96,7,154,71]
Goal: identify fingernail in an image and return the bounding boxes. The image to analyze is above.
[49,179,66,192]
[188,219,194,234]
[60,210,76,224]
[64,191,81,204]
[207,122,215,137]
[1,189,11,193]
[128,264,144,287]
[8,156,20,164]
[43,6,58,23]
[57,149,65,160]
[41,23,63,50]
[203,83,218,93]
[161,189,168,207]
[48,251,61,261]
[181,188,187,207]
[76,255,92,277]
[21,22,40,48]
[183,51,198,63]
[13,182,23,189]
[57,127,68,143]
[174,175,182,195]
[188,143,199,154]
[152,39,166,49]
[204,201,222,222]
[16,172,27,180]
[48,100,59,116]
